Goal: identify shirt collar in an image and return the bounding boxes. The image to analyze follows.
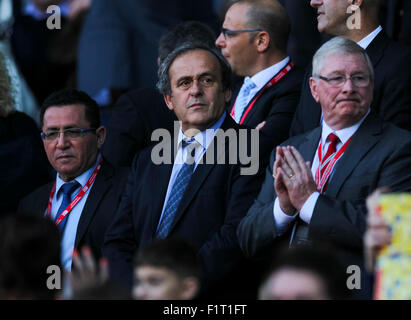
[177,113,226,151]
[247,56,291,90]
[55,153,101,196]
[321,109,370,145]
[357,26,383,49]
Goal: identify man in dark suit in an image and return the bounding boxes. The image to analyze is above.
[103,43,265,296]
[215,0,303,158]
[237,37,411,298]
[102,21,217,167]
[290,0,411,136]
[18,90,129,271]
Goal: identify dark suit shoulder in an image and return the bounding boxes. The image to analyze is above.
[18,182,53,215]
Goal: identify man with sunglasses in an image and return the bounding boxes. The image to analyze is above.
[19,89,129,271]
[215,0,304,157]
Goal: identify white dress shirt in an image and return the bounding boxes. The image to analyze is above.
[273,110,370,235]
[357,26,383,49]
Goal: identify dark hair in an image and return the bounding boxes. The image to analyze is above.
[241,0,290,53]
[0,213,61,299]
[134,238,201,280]
[40,89,101,128]
[261,244,350,299]
[158,21,217,64]
[157,42,232,96]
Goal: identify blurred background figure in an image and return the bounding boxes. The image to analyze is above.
[258,245,350,300]
[10,0,91,106]
[67,246,132,300]
[77,0,219,112]
[0,49,52,216]
[0,213,61,299]
[133,239,201,300]
[0,0,39,124]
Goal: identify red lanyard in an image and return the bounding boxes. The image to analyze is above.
[230,61,294,124]
[315,137,352,193]
[46,158,102,226]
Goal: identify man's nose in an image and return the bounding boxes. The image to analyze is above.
[56,132,70,148]
[215,32,225,48]
[310,0,321,8]
[189,80,203,96]
[341,77,355,92]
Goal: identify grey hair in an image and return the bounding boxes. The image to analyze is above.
[312,37,374,80]
[0,51,15,117]
[156,42,232,96]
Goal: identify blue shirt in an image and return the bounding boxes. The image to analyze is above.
[50,154,101,270]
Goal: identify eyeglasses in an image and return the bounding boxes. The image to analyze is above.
[221,27,262,39]
[40,128,96,141]
[315,74,371,87]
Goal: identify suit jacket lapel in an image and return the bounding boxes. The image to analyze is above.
[325,114,382,197]
[74,159,113,248]
[297,127,321,163]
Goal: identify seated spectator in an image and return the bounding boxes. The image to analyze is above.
[0,213,61,299]
[133,239,201,300]
[258,245,349,300]
[18,89,129,271]
[102,20,216,167]
[290,0,411,136]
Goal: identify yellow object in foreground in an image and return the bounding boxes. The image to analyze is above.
[374,193,411,300]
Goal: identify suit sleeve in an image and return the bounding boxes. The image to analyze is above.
[236,149,279,257]
[310,138,411,250]
[197,130,266,281]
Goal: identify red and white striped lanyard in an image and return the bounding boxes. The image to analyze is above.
[230,61,294,124]
[46,158,102,226]
[314,137,352,193]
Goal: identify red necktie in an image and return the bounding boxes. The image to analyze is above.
[320,133,339,191]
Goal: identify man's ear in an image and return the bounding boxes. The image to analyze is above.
[224,89,232,103]
[180,277,200,300]
[96,126,107,148]
[164,94,174,111]
[349,0,363,7]
[309,77,320,103]
[255,31,270,53]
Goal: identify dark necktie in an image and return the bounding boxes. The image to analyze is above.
[155,140,197,238]
[56,181,80,234]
